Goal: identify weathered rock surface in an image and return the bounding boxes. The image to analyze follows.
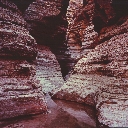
[0,0,37,59]
[24,0,68,46]
[0,0,47,120]
[0,60,48,120]
[0,95,96,128]
[54,0,128,127]
[24,0,70,77]
[35,45,64,94]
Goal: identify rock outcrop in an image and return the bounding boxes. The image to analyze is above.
[35,45,64,94]
[54,0,128,127]
[0,0,128,127]
[24,0,69,45]
[24,0,70,77]
[0,0,47,120]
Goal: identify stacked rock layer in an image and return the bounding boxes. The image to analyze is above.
[0,0,47,120]
[54,0,128,127]
[24,0,71,77]
[0,0,128,127]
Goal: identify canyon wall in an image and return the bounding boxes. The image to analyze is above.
[24,0,70,77]
[54,0,128,127]
[0,0,47,119]
[0,0,65,120]
[0,0,128,127]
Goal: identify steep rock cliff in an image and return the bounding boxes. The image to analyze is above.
[0,0,128,127]
[54,0,128,127]
[0,0,47,120]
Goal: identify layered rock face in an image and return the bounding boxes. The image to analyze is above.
[54,0,128,127]
[65,0,128,72]
[35,45,64,94]
[0,0,47,119]
[0,0,128,127]
[66,0,97,69]
[24,0,69,46]
[63,0,101,77]
[24,0,71,77]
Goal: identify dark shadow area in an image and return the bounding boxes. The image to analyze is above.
[93,0,128,33]
[10,0,35,12]
[50,42,73,78]
[92,0,107,33]
[93,16,105,33]
[0,95,96,128]
[112,0,128,17]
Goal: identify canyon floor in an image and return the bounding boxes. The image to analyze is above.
[0,96,96,128]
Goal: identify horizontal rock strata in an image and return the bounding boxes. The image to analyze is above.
[54,0,128,127]
[35,45,64,94]
[0,0,47,120]
[24,0,70,77]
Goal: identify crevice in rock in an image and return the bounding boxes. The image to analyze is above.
[92,0,107,33]
[24,0,70,78]
[112,0,128,17]
[93,0,128,34]
[10,0,35,13]
[92,16,105,33]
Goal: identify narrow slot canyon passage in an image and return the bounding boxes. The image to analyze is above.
[0,0,128,127]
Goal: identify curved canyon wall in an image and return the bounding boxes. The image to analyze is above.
[0,0,128,127]
[54,0,128,127]
[0,0,47,119]
[0,0,65,120]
